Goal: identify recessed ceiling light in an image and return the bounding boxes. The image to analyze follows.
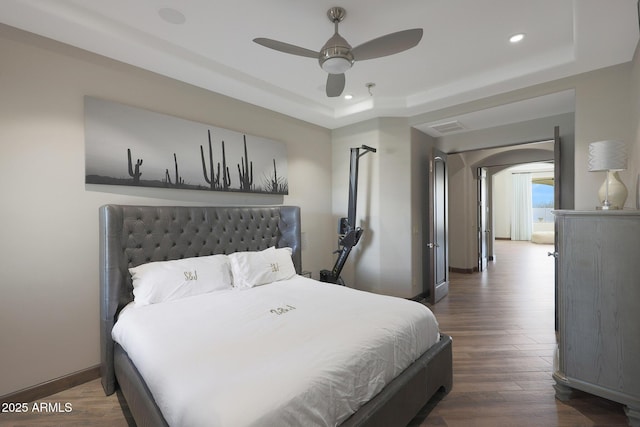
[158,8,186,25]
[509,33,525,43]
[344,94,353,100]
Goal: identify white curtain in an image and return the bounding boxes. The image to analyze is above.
[511,173,532,240]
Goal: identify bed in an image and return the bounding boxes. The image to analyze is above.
[100,204,452,427]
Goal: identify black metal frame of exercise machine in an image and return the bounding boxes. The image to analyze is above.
[320,145,376,285]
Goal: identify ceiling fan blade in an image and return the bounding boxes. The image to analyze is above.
[326,73,345,97]
[352,28,423,61]
[253,38,318,58]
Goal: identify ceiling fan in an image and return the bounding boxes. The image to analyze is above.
[253,7,423,97]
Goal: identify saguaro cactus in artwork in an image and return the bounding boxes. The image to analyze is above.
[237,135,253,191]
[218,141,231,190]
[220,140,231,190]
[172,153,184,187]
[127,148,143,184]
[264,158,288,193]
[200,130,230,190]
[201,130,218,189]
[269,159,279,192]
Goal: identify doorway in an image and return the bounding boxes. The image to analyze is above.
[447,140,557,271]
[450,136,564,329]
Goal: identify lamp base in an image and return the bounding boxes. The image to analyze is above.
[598,171,627,210]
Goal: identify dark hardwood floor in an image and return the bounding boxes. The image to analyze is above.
[413,240,628,427]
[0,241,628,426]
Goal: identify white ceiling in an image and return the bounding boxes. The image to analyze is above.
[0,0,638,131]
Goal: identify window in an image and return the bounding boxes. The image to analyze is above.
[532,181,554,223]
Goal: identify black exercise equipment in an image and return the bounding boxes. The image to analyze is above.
[320,145,376,285]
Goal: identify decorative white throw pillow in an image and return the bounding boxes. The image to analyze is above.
[129,254,232,307]
[229,246,296,289]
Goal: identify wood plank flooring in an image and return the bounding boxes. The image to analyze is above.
[0,241,628,426]
[412,240,628,427]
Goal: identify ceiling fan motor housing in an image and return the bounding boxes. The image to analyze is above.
[320,33,354,74]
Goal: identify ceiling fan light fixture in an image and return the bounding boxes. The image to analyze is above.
[321,56,353,74]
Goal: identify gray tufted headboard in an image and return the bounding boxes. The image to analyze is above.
[99,205,302,395]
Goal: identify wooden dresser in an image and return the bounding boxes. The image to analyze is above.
[553,210,640,426]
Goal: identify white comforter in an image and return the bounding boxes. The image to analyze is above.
[112,276,439,427]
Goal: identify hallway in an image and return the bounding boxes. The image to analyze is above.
[417,240,628,426]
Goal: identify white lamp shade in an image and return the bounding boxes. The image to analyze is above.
[588,140,627,171]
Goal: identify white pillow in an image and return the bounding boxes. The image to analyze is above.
[129,254,232,307]
[229,246,297,289]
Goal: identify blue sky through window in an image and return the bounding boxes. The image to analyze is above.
[532,183,554,207]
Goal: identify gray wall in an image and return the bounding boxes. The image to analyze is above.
[331,118,419,298]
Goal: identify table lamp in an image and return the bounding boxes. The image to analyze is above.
[588,140,628,210]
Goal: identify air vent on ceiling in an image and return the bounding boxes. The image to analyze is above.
[430,120,465,134]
